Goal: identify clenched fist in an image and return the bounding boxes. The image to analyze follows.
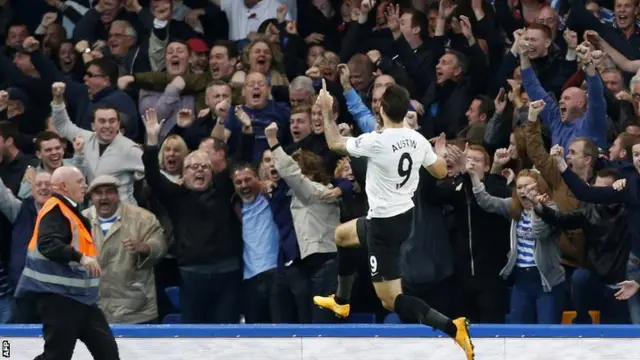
[265,122,279,141]
[52,82,66,104]
[23,36,40,53]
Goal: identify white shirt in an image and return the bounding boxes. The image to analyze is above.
[220,0,292,41]
[346,128,437,219]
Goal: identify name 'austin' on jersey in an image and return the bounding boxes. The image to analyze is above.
[345,128,438,219]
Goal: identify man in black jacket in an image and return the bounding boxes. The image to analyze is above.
[536,168,631,324]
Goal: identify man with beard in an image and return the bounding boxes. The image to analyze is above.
[82,175,166,323]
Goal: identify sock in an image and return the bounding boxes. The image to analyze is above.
[394,294,458,338]
[335,274,355,305]
[335,247,359,305]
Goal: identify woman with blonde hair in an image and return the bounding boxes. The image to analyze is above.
[157,135,189,182]
[460,145,565,324]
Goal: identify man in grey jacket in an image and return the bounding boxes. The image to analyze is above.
[49,81,144,205]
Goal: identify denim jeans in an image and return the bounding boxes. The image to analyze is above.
[179,267,242,324]
[509,267,564,324]
[571,268,630,324]
[243,269,276,323]
[627,253,640,324]
[0,295,12,324]
[271,257,338,323]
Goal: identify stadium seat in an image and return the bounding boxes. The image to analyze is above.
[561,310,600,324]
[165,287,180,312]
[383,313,402,324]
[348,313,376,323]
[162,314,181,324]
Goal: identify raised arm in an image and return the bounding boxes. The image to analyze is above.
[319,80,350,155]
[0,177,22,223]
[50,82,93,141]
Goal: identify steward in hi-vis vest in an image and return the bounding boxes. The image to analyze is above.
[15,196,100,305]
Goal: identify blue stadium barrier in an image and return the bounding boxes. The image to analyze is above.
[1,324,640,338]
[164,287,180,312]
[347,313,376,324]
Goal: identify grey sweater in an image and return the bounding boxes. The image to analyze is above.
[472,183,565,292]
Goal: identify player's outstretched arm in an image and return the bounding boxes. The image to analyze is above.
[425,157,447,179]
[318,79,350,155]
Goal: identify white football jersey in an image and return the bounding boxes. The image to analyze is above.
[345,128,437,219]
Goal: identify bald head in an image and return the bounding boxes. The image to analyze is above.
[559,87,587,122]
[51,166,87,204]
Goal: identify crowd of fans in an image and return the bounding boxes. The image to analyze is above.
[1,0,640,326]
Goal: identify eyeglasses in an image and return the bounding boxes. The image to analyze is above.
[85,72,105,78]
[185,163,211,171]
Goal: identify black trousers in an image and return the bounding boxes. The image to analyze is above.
[34,293,120,360]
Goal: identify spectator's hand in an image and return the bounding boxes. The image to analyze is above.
[305,32,324,44]
[52,82,66,105]
[320,187,342,201]
[366,50,381,65]
[75,40,90,53]
[494,88,507,114]
[550,144,564,161]
[23,37,40,53]
[591,49,605,67]
[317,79,334,113]
[501,168,515,185]
[439,0,457,19]
[511,28,525,55]
[338,123,351,136]
[445,144,464,173]
[40,12,58,28]
[385,3,400,35]
[198,108,211,118]
[458,15,474,41]
[337,63,352,91]
[584,30,602,48]
[306,66,321,79]
[122,238,150,253]
[93,40,107,52]
[527,99,545,121]
[265,122,279,143]
[518,39,532,57]
[177,108,195,128]
[170,75,186,91]
[576,42,591,63]
[72,136,85,157]
[615,280,640,300]
[143,108,164,146]
[22,166,36,184]
[214,99,230,119]
[613,179,627,191]
[360,0,376,15]
[563,29,578,50]
[407,100,424,116]
[277,3,288,24]
[550,144,567,172]
[80,255,102,277]
[124,0,142,13]
[493,148,511,167]
[535,193,550,205]
[285,21,298,35]
[234,105,252,128]
[117,75,134,90]
[153,0,171,21]
[616,91,633,102]
[350,1,361,21]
